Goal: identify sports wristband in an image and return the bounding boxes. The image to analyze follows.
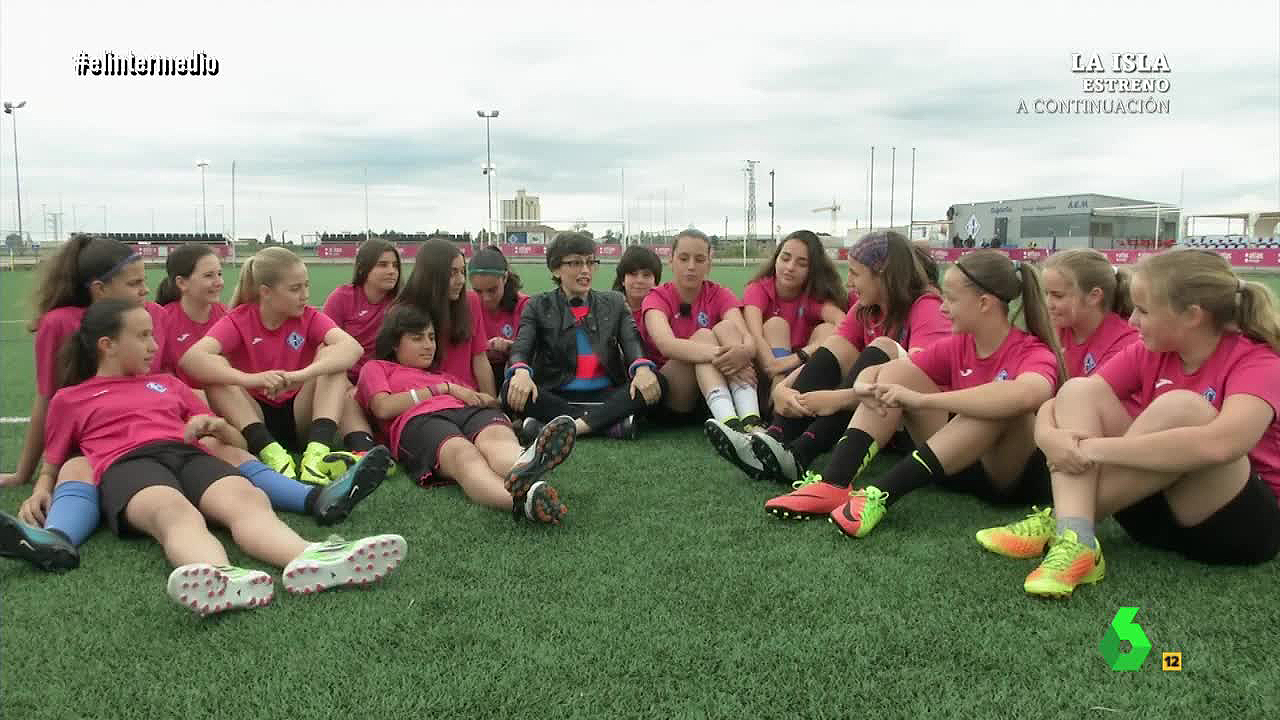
[410,388,420,404]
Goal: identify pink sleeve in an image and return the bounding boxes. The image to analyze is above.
[515,294,530,320]
[1095,328,1139,370]
[742,281,770,311]
[307,308,339,347]
[835,307,866,351]
[641,290,670,317]
[1017,345,1060,388]
[321,287,349,324]
[1096,341,1145,400]
[356,362,391,410]
[206,314,242,355]
[42,392,76,468]
[1223,350,1280,417]
[908,334,957,388]
[905,295,951,351]
[34,317,72,398]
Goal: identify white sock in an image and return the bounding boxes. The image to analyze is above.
[704,385,736,423]
[730,382,760,420]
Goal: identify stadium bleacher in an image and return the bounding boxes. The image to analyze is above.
[1179,234,1280,249]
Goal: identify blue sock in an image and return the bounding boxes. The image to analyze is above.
[238,460,314,515]
[45,481,100,547]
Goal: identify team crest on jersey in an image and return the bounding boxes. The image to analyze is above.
[797,304,806,318]
[697,311,710,328]
[996,369,1009,381]
[287,331,305,350]
[1203,386,1217,404]
[501,323,514,338]
[1082,352,1097,375]
[145,382,168,393]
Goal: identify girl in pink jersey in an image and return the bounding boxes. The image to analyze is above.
[765,249,1064,541]
[4,236,167,566]
[395,238,497,400]
[0,300,406,615]
[359,305,576,524]
[181,247,380,487]
[1041,248,1139,378]
[322,238,401,383]
[642,230,760,442]
[612,245,664,362]
[467,246,529,384]
[981,249,1280,598]
[741,230,847,379]
[715,232,948,485]
[153,243,385,528]
[156,244,229,388]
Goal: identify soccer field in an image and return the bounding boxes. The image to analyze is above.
[1,261,1279,718]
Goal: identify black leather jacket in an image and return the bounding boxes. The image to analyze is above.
[507,288,650,388]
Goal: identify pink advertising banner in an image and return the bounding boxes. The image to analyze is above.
[833,246,1280,268]
[133,243,232,258]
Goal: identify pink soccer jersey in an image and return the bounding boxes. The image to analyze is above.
[742,278,829,351]
[836,293,950,353]
[433,291,488,389]
[1097,333,1280,502]
[356,360,466,457]
[322,284,394,380]
[35,302,169,398]
[205,304,337,406]
[641,281,741,363]
[162,301,228,384]
[910,327,1059,392]
[1058,312,1139,378]
[44,373,214,485]
[632,307,661,362]
[477,291,530,347]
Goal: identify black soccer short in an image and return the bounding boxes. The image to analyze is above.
[1114,470,1280,565]
[99,441,241,536]
[396,408,511,487]
[936,448,1053,507]
[256,396,301,452]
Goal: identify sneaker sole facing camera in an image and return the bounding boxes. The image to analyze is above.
[505,415,577,512]
[312,446,394,526]
[704,419,762,480]
[0,511,80,571]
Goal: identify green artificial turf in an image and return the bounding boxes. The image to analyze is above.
[1,260,1279,718]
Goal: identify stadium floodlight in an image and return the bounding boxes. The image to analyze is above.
[3,101,27,246]
[196,161,210,235]
[476,110,500,240]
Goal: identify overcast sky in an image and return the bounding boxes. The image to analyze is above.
[0,0,1276,242]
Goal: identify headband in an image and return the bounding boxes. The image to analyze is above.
[85,253,142,289]
[956,260,1018,304]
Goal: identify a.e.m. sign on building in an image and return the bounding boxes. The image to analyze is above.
[947,194,1177,250]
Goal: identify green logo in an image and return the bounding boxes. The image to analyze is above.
[1100,606,1152,671]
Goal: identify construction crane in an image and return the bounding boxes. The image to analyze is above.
[812,199,841,236]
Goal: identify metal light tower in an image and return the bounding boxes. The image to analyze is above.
[476,110,499,240]
[196,161,209,234]
[768,169,775,248]
[744,159,759,245]
[3,101,27,246]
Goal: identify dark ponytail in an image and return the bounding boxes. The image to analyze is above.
[156,244,217,305]
[57,299,137,390]
[30,235,136,332]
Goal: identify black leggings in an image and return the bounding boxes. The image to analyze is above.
[501,373,669,431]
[773,345,893,468]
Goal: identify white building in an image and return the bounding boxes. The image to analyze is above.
[501,189,541,234]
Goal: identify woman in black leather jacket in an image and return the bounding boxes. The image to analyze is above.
[503,232,666,440]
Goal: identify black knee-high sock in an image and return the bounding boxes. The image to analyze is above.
[872,443,946,506]
[817,429,882,488]
[308,418,338,448]
[789,345,894,466]
[344,431,376,452]
[774,346,844,441]
[243,423,275,456]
